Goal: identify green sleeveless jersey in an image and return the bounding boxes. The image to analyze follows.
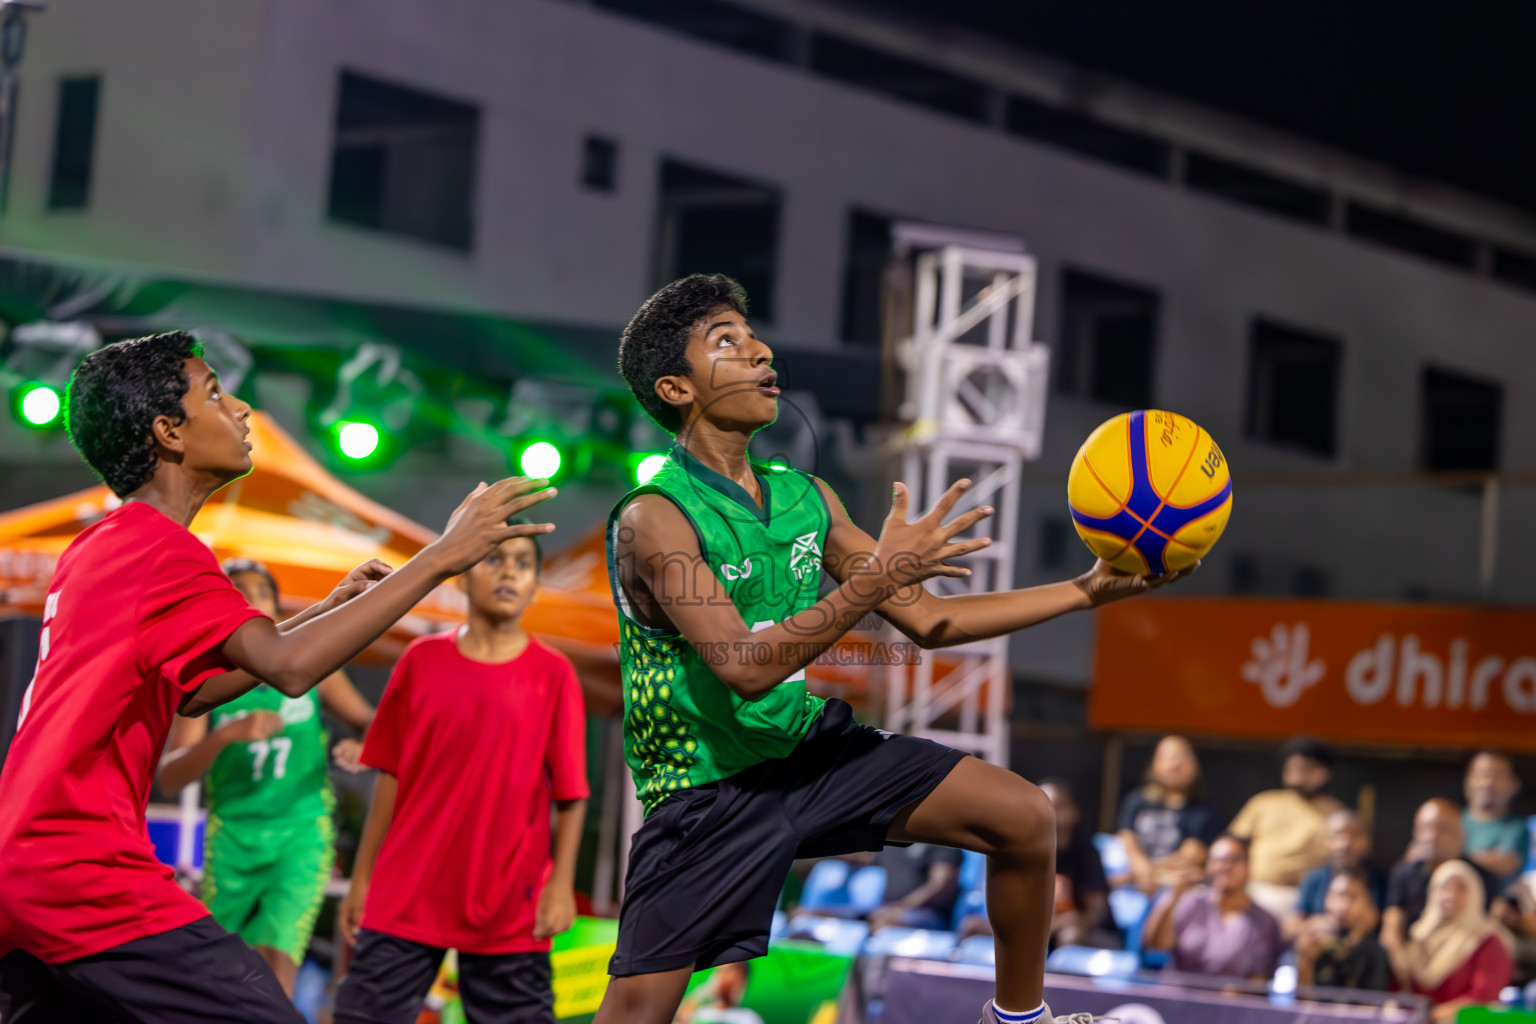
[607,445,830,812]
[206,685,333,823]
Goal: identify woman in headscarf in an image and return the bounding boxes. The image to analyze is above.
[1395,858,1514,1022]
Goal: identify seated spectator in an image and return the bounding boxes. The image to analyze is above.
[1143,834,1284,982]
[1040,778,1112,949]
[1495,873,1536,985]
[1383,798,1506,959]
[1393,860,1514,1023]
[1287,809,1388,941]
[867,843,962,931]
[1228,736,1344,919]
[1296,870,1392,991]
[1463,750,1529,890]
[1117,734,1217,894]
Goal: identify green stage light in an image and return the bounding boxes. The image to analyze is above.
[519,440,563,480]
[633,453,667,485]
[337,421,381,461]
[17,384,62,427]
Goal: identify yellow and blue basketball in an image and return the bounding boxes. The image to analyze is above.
[1067,410,1232,575]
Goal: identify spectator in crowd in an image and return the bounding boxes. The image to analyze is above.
[1295,870,1392,992]
[867,844,963,931]
[1463,751,1529,890]
[1392,860,1514,1022]
[1143,834,1284,982]
[1493,874,1536,986]
[1287,809,1388,941]
[1038,779,1112,949]
[1383,798,1505,959]
[1117,735,1217,894]
[1227,736,1344,918]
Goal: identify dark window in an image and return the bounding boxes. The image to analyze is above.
[48,76,100,210]
[841,210,894,346]
[1421,366,1502,472]
[1292,565,1330,598]
[656,159,781,322]
[1057,268,1159,407]
[1183,151,1330,225]
[1345,202,1477,269]
[1245,318,1342,458]
[1005,95,1171,178]
[326,71,480,251]
[1230,554,1261,595]
[810,34,990,123]
[593,0,794,61]
[582,135,619,192]
[1038,516,1071,570]
[1491,247,1536,294]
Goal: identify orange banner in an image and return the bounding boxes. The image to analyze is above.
[1090,598,1536,753]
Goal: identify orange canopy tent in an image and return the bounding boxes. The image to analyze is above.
[0,412,932,716]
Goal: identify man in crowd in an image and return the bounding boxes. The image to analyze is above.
[867,844,963,932]
[1295,870,1392,992]
[1227,737,1344,918]
[1382,798,1506,960]
[1143,835,1283,982]
[1463,751,1529,890]
[1287,809,1387,940]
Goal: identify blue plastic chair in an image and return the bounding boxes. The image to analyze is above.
[954,934,996,966]
[953,850,988,929]
[863,926,958,960]
[1093,832,1129,878]
[783,915,869,956]
[847,865,887,913]
[798,859,852,912]
[1045,945,1139,978]
[1108,887,1151,952]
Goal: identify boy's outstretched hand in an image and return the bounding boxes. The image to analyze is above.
[1072,558,1199,607]
[873,479,995,590]
[533,884,577,940]
[428,477,558,577]
[317,559,394,613]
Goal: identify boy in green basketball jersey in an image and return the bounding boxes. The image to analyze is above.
[597,275,1194,1024]
[159,559,377,996]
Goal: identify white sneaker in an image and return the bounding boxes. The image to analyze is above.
[978,1000,1118,1024]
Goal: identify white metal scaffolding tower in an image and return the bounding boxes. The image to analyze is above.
[884,245,1051,767]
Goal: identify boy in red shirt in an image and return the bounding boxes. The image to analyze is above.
[334,518,589,1024]
[0,332,556,1023]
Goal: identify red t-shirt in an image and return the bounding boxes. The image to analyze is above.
[0,502,268,962]
[360,632,589,954]
[1412,934,1513,1005]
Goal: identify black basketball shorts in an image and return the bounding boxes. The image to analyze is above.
[610,698,968,976]
[0,915,304,1024]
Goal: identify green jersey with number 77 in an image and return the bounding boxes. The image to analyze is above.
[206,685,333,822]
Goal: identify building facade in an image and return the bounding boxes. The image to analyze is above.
[3,0,1534,685]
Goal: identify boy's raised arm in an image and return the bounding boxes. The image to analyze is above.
[209,478,555,705]
[812,476,1194,650]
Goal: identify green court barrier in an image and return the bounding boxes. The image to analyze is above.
[436,917,852,1024]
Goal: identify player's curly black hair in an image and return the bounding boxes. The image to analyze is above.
[221,558,279,597]
[617,274,748,434]
[65,331,202,498]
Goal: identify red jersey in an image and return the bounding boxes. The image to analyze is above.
[0,501,267,962]
[360,632,589,954]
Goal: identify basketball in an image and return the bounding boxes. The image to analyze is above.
[1067,410,1232,575]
